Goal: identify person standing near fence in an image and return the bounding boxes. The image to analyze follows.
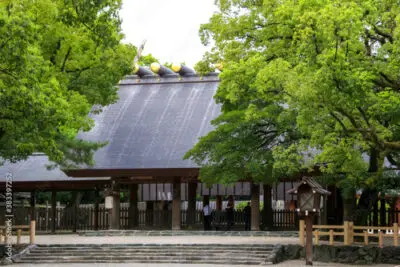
[243,202,251,231]
[203,201,212,231]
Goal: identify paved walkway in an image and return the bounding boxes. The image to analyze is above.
[14,233,299,245]
[10,262,398,267]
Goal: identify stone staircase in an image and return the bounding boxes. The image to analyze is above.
[14,243,278,265]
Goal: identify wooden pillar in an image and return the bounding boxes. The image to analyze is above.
[172,179,181,230]
[263,184,273,229]
[299,219,305,246]
[30,191,36,222]
[187,182,197,227]
[128,184,139,228]
[251,183,260,231]
[110,181,120,230]
[72,191,78,233]
[30,220,36,244]
[51,190,57,233]
[216,195,222,211]
[146,201,154,226]
[94,188,99,231]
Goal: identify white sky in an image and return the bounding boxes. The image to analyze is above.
[120,0,218,67]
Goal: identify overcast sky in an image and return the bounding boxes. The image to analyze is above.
[120,0,217,67]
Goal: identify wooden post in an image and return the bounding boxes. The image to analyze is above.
[394,223,398,246]
[51,190,57,233]
[299,219,305,246]
[171,179,181,230]
[364,231,369,245]
[349,221,354,244]
[30,191,36,222]
[305,215,313,265]
[187,182,197,227]
[329,229,334,245]
[314,229,319,245]
[17,229,22,245]
[30,220,36,244]
[72,191,78,233]
[128,184,139,228]
[251,183,260,231]
[110,181,121,230]
[379,231,384,247]
[216,195,222,211]
[94,189,100,231]
[344,221,349,245]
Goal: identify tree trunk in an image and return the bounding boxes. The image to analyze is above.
[379,197,386,226]
[343,195,355,222]
[354,149,379,226]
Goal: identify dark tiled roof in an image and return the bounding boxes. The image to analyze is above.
[76,74,221,170]
[287,177,331,195]
[0,154,109,182]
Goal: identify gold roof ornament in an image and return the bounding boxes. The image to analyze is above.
[171,63,195,76]
[150,62,161,73]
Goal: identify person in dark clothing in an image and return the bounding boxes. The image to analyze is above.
[226,202,234,231]
[243,202,251,231]
[203,201,212,230]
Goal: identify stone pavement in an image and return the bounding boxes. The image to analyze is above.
[14,233,299,245]
[10,261,398,267]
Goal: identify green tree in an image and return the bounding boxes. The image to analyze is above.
[187,0,400,225]
[0,0,136,166]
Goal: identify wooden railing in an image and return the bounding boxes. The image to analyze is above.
[0,221,35,245]
[299,220,399,247]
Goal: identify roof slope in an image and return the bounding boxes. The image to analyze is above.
[0,154,108,182]
[78,74,221,169]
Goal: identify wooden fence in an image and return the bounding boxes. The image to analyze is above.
[300,220,399,247]
[5,206,298,232]
[0,221,35,244]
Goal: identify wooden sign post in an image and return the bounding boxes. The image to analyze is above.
[287,177,331,266]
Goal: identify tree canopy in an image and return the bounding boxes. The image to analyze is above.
[0,0,136,166]
[186,0,400,194]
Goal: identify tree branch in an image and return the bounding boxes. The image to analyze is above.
[373,25,393,43]
[357,107,371,128]
[61,47,72,72]
[329,111,348,133]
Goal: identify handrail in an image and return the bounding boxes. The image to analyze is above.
[299,220,399,247]
[0,221,35,245]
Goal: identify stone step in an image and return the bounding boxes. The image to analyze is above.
[37,243,274,249]
[31,247,273,252]
[15,258,273,265]
[80,230,298,237]
[23,252,271,257]
[15,243,278,265]
[29,250,271,255]
[19,254,270,260]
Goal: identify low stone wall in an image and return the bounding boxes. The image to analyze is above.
[275,244,400,265]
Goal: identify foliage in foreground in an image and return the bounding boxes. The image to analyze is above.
[0,0,136,167]
[186,0,400,202]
